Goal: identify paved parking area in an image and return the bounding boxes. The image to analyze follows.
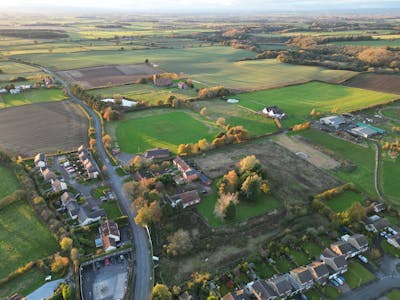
[81,252,132,300]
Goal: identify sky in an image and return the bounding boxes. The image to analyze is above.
[3,0,400,12]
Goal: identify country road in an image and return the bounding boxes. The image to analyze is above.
[42,67,152,300]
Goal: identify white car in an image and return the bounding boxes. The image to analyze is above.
[358,255,368,263]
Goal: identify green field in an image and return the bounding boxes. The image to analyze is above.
[0,200,58,279]
[89,83,198,104]
[235,81,398,127]
[113,110,219,153]
[0,88,68,108]
[190,99,278,136]
[332,39,400,47]
[0,60,41,74]
[344,261,375,289]
[14,47,355,90]
[196,179,281,227]
[0,165,19,199]
[387,290,400,300]
[325,190,365,212]
[297,129,377,196]
[381,107,400,120]
[101,201,122,220]
[381,159,400,204]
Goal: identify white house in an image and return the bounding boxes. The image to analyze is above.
[262,106,286,119]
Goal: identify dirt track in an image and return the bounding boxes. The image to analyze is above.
[274,135,340,170]
[0,100,88,157]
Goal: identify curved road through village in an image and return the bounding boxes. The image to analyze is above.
[43,67,152,300]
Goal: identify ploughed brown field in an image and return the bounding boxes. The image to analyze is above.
[0,100,88,157]
[343,73,400,95]
[57,63,161,89]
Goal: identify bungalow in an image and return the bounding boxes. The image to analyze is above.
[306,261,330,285]
[144,148,170,160]
[51,179,68,193]
[330,241,355,259]
[290,267,314,291]
[34,153,46,168]
[169,190,201,208]
[364,215,390,233]
[266,275,293,299]
[153,74,173,87]
[42,168,56,181]
[320,248,348,275]
[99,220,120,243]
[262,106,286,119]
[250,279,277,300]
[78,207,106,226]
[173,156,199,182]
[347,234,369,253]
[387,234,400,249]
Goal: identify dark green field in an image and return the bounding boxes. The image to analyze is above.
[0,165,19,199]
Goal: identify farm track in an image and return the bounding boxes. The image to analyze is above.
[371,141,385,202]
[40,66,152,300]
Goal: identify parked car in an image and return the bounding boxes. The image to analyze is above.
[105,258,110,266]
[337,275,345,283]
[333,276,344,285]
[331,279,339,287]
[358,255,368,263]
[300,294,308,300]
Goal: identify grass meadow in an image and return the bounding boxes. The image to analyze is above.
[325,190,365,213]
[0,88,68,108]
[0,200,58,279]
[14,47,355,90]
[235,81,398,127]
[0,165,19,199]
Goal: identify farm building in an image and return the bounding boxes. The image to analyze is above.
[227,99,239,104]
[173,156,199,182]
[349,123,385,138]
[169,190,201,208]
[153,74,173,87]
[144,147,170,159]
[319,115,346,128]
[262,106,286,119]
[100,98,137,107]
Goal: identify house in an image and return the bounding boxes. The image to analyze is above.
[320,248,348,275]
[153,74,173,87]
[66,201,80,219]
[0,88,7,94]
[78,207,105,226]
[144,148,170,160]
[42,168,56,181]
[10,88,21,94]
[262,106,286,119]
[51,179,68,193]
[250,279,277,300]
[330,241,355,259]
[387,234,400,249]
[199,173,212,186]
[87,167,99,179]
[34,152,46,168]
[266,275,293,299]
[319,115,346,128]
[177,82,187,90]
[173,156,199,181]
[169,190,201,208]
[61,192,75,207]
[347,234,369,253]
[306,261,330,285]
[364,215,390,233]
[290,267,314,290]
[99,220,120,242]
[102,235,117,252]
[221,289,247,300]
[371,202,386,213]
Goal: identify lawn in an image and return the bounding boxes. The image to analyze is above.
[343,261,375,289]
[196,179,281,227]
[303,242,322,260]
[297,129,377,197]
[387,289,400,300]
[0,88,68,108]
[289,249,310,266]
[325,190,365,213]
[381,159,400,204]
[14,47,355,90]
[0,200,58,279]
[381,108,400,119]
[322,285,340,299]
[274,256,295,273]
[0,165,19,199]
[101,201,122,220]
[91,186,108,199]
[381,240,400,258]
[0,60,41,74]
[113,110,219,153]
[235,81,398,127]
[88,83,198,104]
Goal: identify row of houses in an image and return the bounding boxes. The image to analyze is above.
[364,213,400,250]
[223,234,369,300]
[34,152,68,193]
[78,145,99,179]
